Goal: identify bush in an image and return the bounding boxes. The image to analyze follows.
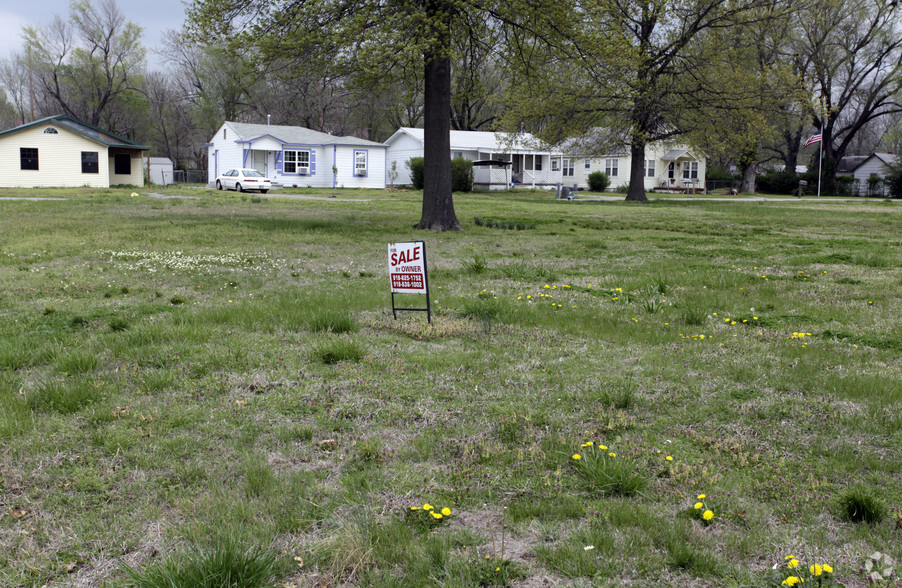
[587,171,610,192]
[407,157,425,190]
[756,171,799,195]
[886,163,902,199]
[866,174,884,196]
[706,165,738,182]
[451,157,473,192]
[835,175,855,196]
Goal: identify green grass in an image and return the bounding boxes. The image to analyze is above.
[0,188,900,587]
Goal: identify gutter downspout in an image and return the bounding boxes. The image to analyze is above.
[333,145,337,189]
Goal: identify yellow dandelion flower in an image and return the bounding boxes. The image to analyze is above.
[431,512,443,519]
[810,564,822,576]
[608,452,616,457]
[694,502,703,509]
[787,558,799,569]
[442,507,451,516]
[697,494,706,499]
[665,456,673,461]
[784,555,795,561]
[823,564,833,573]
[572,454,582,460]
[598,445,608,450]
[423,503,433,511]
[781,576,801,586]
[410,506,421,510]
[702,510,714,521]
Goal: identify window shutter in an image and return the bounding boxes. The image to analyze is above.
[275,151,283,173]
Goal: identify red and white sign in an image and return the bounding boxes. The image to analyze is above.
[388,241,427,293]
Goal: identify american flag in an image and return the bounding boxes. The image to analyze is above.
[803,132,822,147]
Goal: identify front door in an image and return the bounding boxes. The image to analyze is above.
[253,151,266,175]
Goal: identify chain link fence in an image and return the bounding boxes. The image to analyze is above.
[172,170,208,184]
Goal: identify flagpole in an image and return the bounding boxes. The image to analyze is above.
[817,133,823,198]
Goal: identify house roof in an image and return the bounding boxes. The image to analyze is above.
[839,153,898,174]
[837,155,868,173]
[223,122,386,148]
[0,114,149,150]
[661,149,699,161]
[387,127,559,154]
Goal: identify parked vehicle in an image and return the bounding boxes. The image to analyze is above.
[215,169,272,193]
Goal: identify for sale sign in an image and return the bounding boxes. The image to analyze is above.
[388,241,427,293]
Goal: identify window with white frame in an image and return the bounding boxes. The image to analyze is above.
[683,161,699,179]
[585,159,591,170]
[563,158,574,177]
[551,158,560,172]
[645,159,655,178]
[354,150,367,176]
[605,158,619,177]
[283,150,310,174]
[535,156,542,171]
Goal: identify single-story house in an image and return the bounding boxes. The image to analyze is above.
[385,127,564,190]
[0,115,148,188]
[207,121,388,189]
[838,153,897,196]
[561,134,706,193]
[144,156,175,185]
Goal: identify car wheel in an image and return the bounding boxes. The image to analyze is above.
[216,180,222,190]
[236,183,243,192]
[260,189,268,194]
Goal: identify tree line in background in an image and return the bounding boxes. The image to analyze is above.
[0,0,899,203]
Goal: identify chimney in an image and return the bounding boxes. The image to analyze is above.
[267,115,271,125]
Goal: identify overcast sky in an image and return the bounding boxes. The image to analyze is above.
[0,0,190,68]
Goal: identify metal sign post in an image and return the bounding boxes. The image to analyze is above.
[388,241,431,323]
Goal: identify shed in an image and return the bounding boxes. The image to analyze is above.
[145,157,175,185]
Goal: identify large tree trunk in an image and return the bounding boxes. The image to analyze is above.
[625,141,648,202]
[740,163,756,193]
[416,50,461,230]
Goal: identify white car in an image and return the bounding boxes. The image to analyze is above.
[215,169,272,193]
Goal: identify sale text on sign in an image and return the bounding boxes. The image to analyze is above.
[388,241,427,293]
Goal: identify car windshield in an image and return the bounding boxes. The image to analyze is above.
[243,170,265,177]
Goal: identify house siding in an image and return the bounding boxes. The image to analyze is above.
[332,146,387,188]
[0,124,116,188]
[109,152,145,186]
[385,134,424,186]
[852,157,893,196]
[208,122,246,183]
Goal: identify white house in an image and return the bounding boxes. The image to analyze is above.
[207,121,388,189]
[385,127,564,190]
[561,135,706,193]
[0,115,148,188]
[842,153,897,196]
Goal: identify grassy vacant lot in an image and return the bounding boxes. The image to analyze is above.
[1,187,900,587]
